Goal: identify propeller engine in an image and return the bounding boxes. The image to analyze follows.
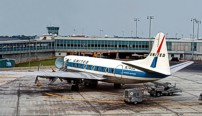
[55,57,65,69]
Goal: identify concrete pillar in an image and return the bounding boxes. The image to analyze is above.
[116,52,119,59]
[99,53,102,58]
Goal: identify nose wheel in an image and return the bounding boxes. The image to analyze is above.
[35,76,41,86]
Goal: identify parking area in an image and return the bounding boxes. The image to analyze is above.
[0,64,202,115]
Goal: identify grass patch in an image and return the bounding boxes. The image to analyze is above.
[16,58,56,67]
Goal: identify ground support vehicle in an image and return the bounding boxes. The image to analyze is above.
[148,82,182,97]
[124,89,143,104]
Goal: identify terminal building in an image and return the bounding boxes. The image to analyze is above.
[0,27,202,63]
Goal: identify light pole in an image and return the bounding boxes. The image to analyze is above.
[147,16,154,38]
[147,16,154,51]
[134,18,140,37]
[196,20,201,39]
[191,18,197,60]
[29,39,31,69]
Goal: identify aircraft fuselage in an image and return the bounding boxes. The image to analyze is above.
[64,55,167,84]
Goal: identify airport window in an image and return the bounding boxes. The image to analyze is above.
[85,65,89,69]
[78,64,81,68]
[80,64,83,68]
[83,65,86,69]
[108,68,114,73]
[94,66,98,71]
[74,63,77,68]
[103,67,106,72]
[111,68,114,73]
[98,67,103,72]
[89,65,92,70]
[106,68,108,72]
[86,65,90,70]
[67,62,71,67]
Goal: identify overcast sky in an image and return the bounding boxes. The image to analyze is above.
[0,0,202,38]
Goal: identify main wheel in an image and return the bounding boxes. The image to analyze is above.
[169,92,173,96]
[157,92,161,97]
[134,101,138,105]
[153,92,157,97]
[71,85,79,91]
[114,83,121,89]
[84,80,98,88]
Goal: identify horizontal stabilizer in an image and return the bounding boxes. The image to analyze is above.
[122,61,170,75]
[170,61,194,74]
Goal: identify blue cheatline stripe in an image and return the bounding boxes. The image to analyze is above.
[150,57,158,68]
[66,62,167,78]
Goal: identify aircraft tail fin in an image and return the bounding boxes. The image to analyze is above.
[123,32,171,75]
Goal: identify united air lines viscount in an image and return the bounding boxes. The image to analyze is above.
[0,32,193,91]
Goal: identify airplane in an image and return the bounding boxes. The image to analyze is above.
[0,32,193,91]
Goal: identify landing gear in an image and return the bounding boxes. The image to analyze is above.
[71,84,79,91]
[114,83,121,89]
[35,76,41,86]
[70,80,82,91]
[84,80,98,88]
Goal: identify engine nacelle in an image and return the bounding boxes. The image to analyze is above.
[55,57,64,69]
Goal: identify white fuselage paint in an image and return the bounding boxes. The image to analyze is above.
[63,55,166,84]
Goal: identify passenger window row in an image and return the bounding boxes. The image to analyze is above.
[68,62,114,73]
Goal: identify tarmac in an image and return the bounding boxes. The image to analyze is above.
[0,63,202,116]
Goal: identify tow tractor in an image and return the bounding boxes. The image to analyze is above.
[148,82,182,97]
[123,82,182,104]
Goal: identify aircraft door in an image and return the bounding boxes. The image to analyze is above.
[114,65,123,79]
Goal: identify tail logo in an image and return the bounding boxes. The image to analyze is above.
[157,36,165,53]
[150,36,165,68]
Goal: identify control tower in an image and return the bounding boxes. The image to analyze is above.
[47,26,59,35]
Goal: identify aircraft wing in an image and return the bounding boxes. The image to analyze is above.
[0,71,105,80]
[170,61,194,74]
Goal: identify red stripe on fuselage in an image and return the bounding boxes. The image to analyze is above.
[157,36,165,53]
